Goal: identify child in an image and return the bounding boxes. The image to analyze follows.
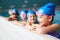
[8,9,19,21]
[20,9,28,22]
[8,9,25,26]
[26,10,37,30]
[35,3,60,38]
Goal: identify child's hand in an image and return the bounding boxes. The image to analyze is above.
[30,26,36,32]
[36,26,47,34]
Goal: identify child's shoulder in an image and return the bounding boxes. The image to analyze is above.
[48,23,60,27]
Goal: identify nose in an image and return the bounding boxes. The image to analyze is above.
[31,16,34,20]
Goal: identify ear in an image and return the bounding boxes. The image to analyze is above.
[48,16,53,22]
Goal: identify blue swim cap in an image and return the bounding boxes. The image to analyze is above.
[20,9,28,17]
[27,10,36,17]
[21,9,28,14]
[12,9,19,15]
[38,3,56,16]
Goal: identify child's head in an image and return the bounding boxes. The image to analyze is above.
[20,9,28,20]
[27,10,36,23]
[9,9,19,19]
[36,3,56,26]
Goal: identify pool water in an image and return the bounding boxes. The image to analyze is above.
[53,10,60,24]
[0,11,10,17]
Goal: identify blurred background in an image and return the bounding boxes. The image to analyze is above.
[0,0,60,16]
[0,0,60,10]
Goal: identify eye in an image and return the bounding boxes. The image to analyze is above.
[12,13,17,15]
[12,13,15,15]
[30,16,32,18]
[33,15,36,17]
[37,16,42,19]
[40,16,41,18]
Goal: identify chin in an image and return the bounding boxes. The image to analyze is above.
[39,23,44,26]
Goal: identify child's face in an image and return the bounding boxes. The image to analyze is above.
[37,12,52,26]
[10,13,18,18]
[28,14,36,23]
[20,13,27,19]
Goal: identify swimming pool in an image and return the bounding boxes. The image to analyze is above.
[53,10,60,24]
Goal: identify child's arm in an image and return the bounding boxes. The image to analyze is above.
[12,21,26,26]
[37,24,60,34]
